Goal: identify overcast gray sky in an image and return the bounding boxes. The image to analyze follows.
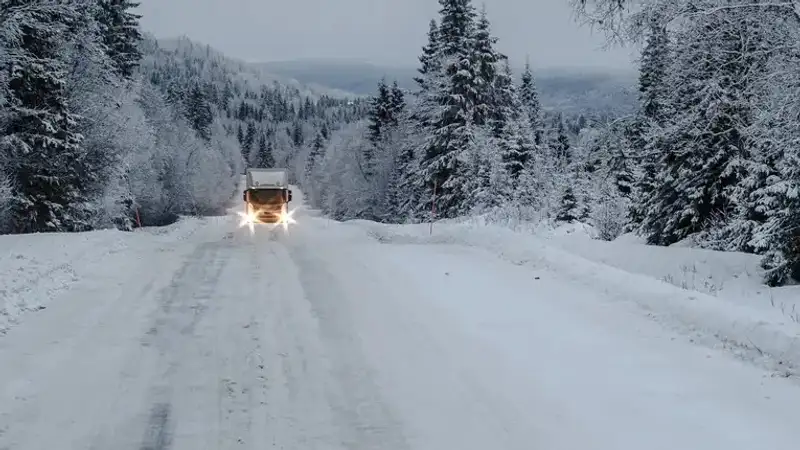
[135,0,635,70]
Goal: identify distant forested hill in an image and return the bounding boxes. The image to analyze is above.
[259,59,636,115]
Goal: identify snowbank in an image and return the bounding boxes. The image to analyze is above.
[0,215,231,335]
[342,219,800,378]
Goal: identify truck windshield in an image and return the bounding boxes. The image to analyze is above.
[248,189,285,204]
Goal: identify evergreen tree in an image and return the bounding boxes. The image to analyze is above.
[256,134,274,168]
[1,1,91,232]
[628,14,670,226]
[554,114,571,167]
[641,8,758,246]
[414,19,441,91]
[185,83,213,141]
[756,144,800,285]
[418,0,480,218]
[519,58,543,146]
[236,123,244,146]
[639,16,669,123]
[389,81,405,120]
[304,131,324,182]
[367,78,392,144]
[96,0,143,79]
[556,186,579,223]
[489,60,514,138]
[244,121,257,157]
[493,63,535,184]
[291,121,304,147]
[472,5,502,127]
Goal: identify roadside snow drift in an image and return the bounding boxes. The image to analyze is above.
[344,219,800,379]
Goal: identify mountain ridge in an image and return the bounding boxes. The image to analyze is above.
[258,58,637,114]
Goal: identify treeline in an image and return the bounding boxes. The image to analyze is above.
[301,0,625,237]
[0,0,243,232]
[301,0,800,286]
[0,1,368,234]
[139,36,369,185]
[570,0,800,286]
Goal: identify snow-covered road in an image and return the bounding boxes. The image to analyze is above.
[2,199,800,449]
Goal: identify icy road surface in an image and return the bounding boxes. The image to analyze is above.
[1,202,800,449]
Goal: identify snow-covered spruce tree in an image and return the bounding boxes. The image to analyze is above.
[741,8,800,285]
[754,142,800,285]
[385,122,420,221]
[553,113,571,169]
[492,61,536,191]
[388,98,427,222]
[417,0,480,219]
[256,133,274,168]
[367,78,392,146]
[413,19,441,96]
[472,5,502,127]
[401,18,447,221]
[640,5,765,246]
[243,121,257,165]
[390,81,405,118]
[366,81,407,221]
[0,1,96,233]
[519,58,544,146]
[556,185,579,223]
[628,11,670,227]
[95,0,143,79]
[303,129,325,206]
[703,6,800,259]
[185,82,213,141]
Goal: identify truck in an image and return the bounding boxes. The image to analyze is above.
[242,168,293,224]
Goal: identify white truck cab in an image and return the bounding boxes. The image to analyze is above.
[243,168,292,223]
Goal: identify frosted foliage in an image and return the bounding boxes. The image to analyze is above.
[0,169,12,228]
[591,181,627,241]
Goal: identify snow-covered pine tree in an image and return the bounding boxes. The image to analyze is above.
[493,62,535,188]
[390,81,405,120]
[236,123,244,147]
[291,121,304,148]
[302,130,326,206]
[57,0,130,229]
[556,185,579,223]
[385,137,415,221]
[553,113,571,168]
[755,141,800,285]
[418,0,480,219]
[640,6,760,246]
[472,5,502,127]
[735,5,800,284]
[256,134,274,168]
[0,1,94,233]
[96,0,142,79]
[414,19,441,93]
[628,12,669,226]
[186,82,213,141]
[305,131,324,181]
[243,121,257,163]
[367,78,391,145]
[519,58,543,146]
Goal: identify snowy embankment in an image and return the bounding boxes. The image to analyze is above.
[0,216,229,335]
[341,218,800,379]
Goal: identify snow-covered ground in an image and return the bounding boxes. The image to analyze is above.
[2,190,800,449]
[347,218,800,379]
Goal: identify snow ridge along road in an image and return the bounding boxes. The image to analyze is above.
[1,190,800,449]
